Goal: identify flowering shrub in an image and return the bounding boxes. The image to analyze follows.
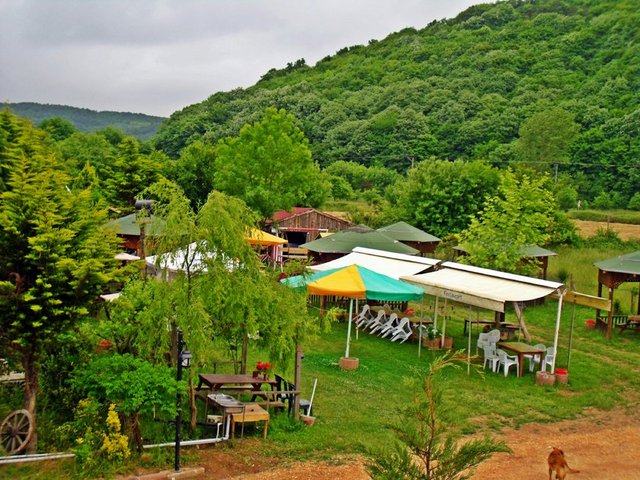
[256,361,273,372]
[101,404,130,461]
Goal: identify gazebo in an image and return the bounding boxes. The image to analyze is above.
[594,250,640,339]
[377,221,441,256]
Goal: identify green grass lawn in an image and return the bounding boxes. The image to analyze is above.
[4,243,640,478]
[247,297,640,461]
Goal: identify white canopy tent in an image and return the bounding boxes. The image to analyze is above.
[402,261,565,373]
[309,247,439,279]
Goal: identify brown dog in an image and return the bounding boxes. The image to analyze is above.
[548,447,579,480]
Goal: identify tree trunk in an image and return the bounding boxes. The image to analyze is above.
[189,371,197,431]
[22,347,39,454]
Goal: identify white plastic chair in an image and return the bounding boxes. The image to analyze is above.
[476,332,491,355]
[482,345,500,372]
[525,343,546,372]
[364,309,386,331]
[496,348,519,377]
[541,347,555,372]
[387,317,412,342]
[487,329,501,344]
[371,313,398,336]
[354,304,372,328]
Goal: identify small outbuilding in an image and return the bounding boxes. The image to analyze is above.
[377,221,441,256]
[267,208,352,246]
[301,230,419,263]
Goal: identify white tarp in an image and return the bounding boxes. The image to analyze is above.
[401,264,562,313]
[310,247,439,279]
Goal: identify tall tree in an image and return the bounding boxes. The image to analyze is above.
[387,159,500,238]
[214,107,326,223]
[459,170,555,275]
[516,108,579,173]
[0,112,120,451]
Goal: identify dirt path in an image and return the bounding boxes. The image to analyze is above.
[189,408,640,479]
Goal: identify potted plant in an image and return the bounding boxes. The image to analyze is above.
[422,326,441,349]
[255,361,273,380]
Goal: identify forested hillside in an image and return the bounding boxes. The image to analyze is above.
[6,102,165,140]
[154,0,640,206]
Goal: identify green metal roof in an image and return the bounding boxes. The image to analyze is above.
[109,213,162,236]
[594,250,640,275]
[454,244,556,258]
[377,221,441,243]
[301,230,419,255]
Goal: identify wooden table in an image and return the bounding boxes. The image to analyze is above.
[205,393,246,438]
[463,319,521,335]
[230,403,270,439]
[197,373,277,393]
[498,342,545,377]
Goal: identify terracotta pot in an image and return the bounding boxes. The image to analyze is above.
[556,373,569,384]
[536,371,556,386]
[422,338,441,349]
[442,336,453,349]
[339,357,359,370]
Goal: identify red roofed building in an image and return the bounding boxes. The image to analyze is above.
[267,207,353,248]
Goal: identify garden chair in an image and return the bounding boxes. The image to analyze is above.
[389,317,413,343]
[525,343,546,372]
[476,331,496,355]
[496,348,519,377]
[541,347,555,372]
[371,312,398,336]
[354,304,372,328]
[363,309,386,331]
[482,345,500,373]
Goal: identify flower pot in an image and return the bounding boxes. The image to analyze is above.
[422,337,441,349]
[262,372,269,381]
[555,368,569,384]
[339,357,359,370]
[300,414,316,426]
[442,336,453,349]
[536,371,556,386]
[585,319,595,329]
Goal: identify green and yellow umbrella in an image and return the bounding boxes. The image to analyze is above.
[283,264,423,358]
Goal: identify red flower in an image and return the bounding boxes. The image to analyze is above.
[256,361,272,372]
[99,340,112,347]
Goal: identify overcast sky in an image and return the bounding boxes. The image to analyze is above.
[0,0,481,117]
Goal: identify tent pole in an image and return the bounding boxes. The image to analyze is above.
[567,300,577,370]
[467,305,472,375]
[345,299,354,358]
[434,297,439,333]
[355,299,359,341]
[551,292,565,373]
[441,298,448,347]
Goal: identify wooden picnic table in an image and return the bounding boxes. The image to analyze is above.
[197,373,277,392]
[617,315,640,333]
[463,319,521,335]
[498,342,545,377]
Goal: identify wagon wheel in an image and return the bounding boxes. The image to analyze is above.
[0,409,34,455]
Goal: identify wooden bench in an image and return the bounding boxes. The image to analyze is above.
[247,389,300,412]
[230,403,270,439]
[617,315,640,334]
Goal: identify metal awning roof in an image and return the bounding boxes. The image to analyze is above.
[401,262,563,312]
[309,247,439,279]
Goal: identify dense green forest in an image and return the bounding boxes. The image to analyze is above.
[154,0,640,208]
[6,102,165,140]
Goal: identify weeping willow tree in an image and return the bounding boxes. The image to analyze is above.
[98,181,314,430]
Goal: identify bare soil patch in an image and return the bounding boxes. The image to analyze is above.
[572,219,640,241]
[170,408,640,479]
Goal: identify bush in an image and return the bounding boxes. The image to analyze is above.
[628,192,640,211]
